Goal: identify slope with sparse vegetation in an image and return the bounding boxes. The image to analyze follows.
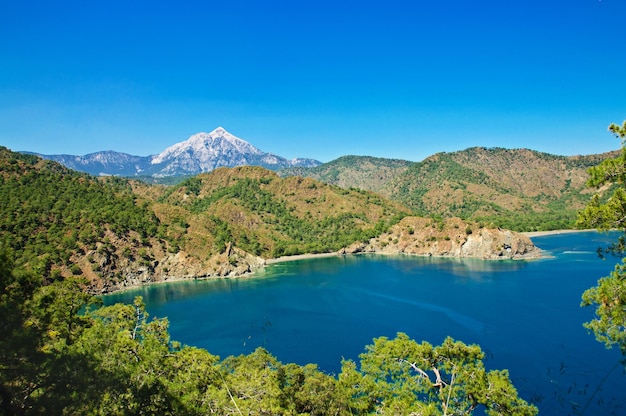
[388,147,617,231]
[279,155,413,195]
[282,148,619,231]
[156,166,409,259]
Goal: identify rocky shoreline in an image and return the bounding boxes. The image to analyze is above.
[341,217,543,260]
[96,217,549,294]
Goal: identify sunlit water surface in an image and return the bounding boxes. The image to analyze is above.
[105,231,625,414]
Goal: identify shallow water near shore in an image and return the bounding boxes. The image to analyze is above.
[105,231,626,414]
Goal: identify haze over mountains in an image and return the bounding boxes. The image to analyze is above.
[31,127,321,178]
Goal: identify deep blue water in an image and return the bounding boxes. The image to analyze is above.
[105,231,626,414]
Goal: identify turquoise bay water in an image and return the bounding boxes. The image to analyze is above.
[105,231,625,414]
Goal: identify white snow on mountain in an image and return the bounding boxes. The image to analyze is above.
[32,127,322,177]
[151,127,263,165]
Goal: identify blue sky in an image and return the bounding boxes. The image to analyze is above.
[1,0,625,162]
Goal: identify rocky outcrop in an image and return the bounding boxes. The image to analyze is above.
[110,245,266,292]
[342,216,542,260]
[78,233,266,294]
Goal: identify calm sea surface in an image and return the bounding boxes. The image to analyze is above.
[105,231,625,414]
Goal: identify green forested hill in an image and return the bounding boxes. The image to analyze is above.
[281,148,618,231]
[387,147,617,231]
[155,165,409,258]
[0,147,409,291]
[278,155,413,194]
[0,147,170,284]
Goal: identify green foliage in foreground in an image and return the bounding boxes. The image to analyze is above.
[0,254,536,415]
[577,120,626,357]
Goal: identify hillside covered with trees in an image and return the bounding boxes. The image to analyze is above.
[154,165,409,259]
[389,147,616,231]
[0,147,410,293]
[279,155,413,195]
[280,148,618,232]
[0,148,173,291]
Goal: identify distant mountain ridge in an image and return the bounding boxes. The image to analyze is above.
[279,147,620,231]
[278,155,413,194]
[30,127,321,178]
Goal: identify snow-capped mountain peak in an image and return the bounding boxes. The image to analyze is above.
[32,127,322,178]
[151,127,263,165]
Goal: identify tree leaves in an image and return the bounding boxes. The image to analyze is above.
[344,333,537,415]
[577,119,626,359]
[582,262,626,356]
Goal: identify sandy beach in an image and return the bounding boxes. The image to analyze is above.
[522,229,595,238]
[265,252,343,265]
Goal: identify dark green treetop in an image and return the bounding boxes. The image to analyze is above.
[577,120,626,356]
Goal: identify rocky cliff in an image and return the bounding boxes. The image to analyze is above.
[79,232,266,294]
[341,216,542,260]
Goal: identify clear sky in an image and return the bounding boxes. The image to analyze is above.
[1,0,625,163]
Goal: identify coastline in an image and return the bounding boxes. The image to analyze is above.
[267,230,578,266]
[265,252,342,265]
[103,229,600,294]
[522,229,595,238]
[265,229,601,266]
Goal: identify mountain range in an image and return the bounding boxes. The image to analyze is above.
[31,127,321,178]
[21,127,619,232]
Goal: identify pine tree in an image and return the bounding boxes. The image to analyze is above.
[577,120,626,356]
